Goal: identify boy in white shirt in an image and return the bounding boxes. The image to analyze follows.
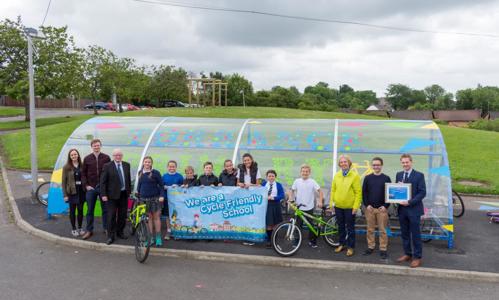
[289,164,324,248]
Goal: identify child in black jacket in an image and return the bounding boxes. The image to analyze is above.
[196,162,219,186]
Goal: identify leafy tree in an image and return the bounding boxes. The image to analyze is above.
[385,84,413,110]
[225,73,253,106]
[0,18,30,120]
[149,65,188,107]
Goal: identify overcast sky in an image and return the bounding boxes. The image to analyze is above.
[2,0,499,95]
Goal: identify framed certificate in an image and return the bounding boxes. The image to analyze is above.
[385,183,412,204]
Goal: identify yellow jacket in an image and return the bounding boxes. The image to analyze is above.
[329,169,362,209]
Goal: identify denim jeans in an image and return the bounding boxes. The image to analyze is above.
[85,187,108,232]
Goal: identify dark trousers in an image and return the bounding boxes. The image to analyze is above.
[336,207,356,248]
[296,209,317,243]
[106,191,128,239]
[398,211,422,259]
[69,202,84,230]
[85,187,108,232]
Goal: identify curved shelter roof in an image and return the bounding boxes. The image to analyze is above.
[47,117,454,245]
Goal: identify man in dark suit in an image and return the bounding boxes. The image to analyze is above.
[396,154,426,268]
[100,149,132,245]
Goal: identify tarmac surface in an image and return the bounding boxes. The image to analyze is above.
[8,169,499,274]
[0,108,111,122]
[2,202,499,300]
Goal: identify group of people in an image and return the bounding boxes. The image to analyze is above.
[61,139,132,245]
[327,154,426,268]
[61,138,426,268]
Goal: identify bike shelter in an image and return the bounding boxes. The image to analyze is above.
[47,117,454,248]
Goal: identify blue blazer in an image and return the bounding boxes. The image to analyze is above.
[261,180,285,202]
[395,169,426,216]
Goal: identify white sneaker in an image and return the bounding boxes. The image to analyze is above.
[71,230,79,237]
[78,229,85,236]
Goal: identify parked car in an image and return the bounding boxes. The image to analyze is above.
[162,100,186,108]
[127,104,140,111]
[84,102,108,110]
[105,102,116,111]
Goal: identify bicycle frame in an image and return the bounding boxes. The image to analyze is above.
[288,202,334,237]
[129,201,147,228]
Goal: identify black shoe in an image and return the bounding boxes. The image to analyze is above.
[106,238,114,245]
[380,251,388,259]
[265,242,272,249]
[117,233,128,240]
[363,248,374,256]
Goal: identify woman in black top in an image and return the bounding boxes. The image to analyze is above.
[62,149,86,237]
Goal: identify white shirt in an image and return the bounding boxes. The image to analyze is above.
[291,178,320,211]
[402,169,413,182]
[265,181,278,199]
[237,168,262,185]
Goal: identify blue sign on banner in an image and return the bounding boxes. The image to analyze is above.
[167,186,268,242]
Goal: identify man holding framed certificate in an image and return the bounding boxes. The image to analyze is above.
[395,154,426,268]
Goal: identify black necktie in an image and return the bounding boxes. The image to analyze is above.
[403,172,408,183]
[268,183,273,197]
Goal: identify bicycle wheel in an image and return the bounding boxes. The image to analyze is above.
[323,215,340,247]
[35,181,50,206]
[272,221,302,257]
[452,190,465,218]
[135,219,151,263]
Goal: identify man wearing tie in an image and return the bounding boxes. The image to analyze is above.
[395,154,426,268]
[100,149,132,245]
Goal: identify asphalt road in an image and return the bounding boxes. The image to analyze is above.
[1,183,499,300]
[0,108,111,122]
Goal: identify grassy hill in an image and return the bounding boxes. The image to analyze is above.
[0,106,497,194]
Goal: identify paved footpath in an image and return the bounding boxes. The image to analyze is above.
[1,182,499,300]
[7,169,499,274]
[0,108,111,123]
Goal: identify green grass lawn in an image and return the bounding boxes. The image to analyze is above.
[0,106,25,117]
[0,107,497,194]
[439,125,499,194]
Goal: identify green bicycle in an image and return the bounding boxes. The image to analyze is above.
[271,202,340,256]
[128,198,151,263]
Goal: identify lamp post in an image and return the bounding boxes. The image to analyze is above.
[25,27,39,200]
[241,89,246,107]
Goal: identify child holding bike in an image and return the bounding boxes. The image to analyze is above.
[136,156,164,247]
[261,170,285,248]
[290,164,324,248]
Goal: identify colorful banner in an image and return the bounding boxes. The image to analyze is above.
[167,186,268,242]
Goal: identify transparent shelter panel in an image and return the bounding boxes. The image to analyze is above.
[139,117,246,177]
[143,147,234,178]
[236,119,335,197]
[337,120,442,154]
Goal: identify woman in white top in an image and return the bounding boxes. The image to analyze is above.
[237,153,262,188]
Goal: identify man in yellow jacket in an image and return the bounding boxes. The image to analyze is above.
[329,155,362,256]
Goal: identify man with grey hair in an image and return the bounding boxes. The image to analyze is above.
[100,149,132,245]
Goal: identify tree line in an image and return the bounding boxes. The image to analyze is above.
[1,17,498,122]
